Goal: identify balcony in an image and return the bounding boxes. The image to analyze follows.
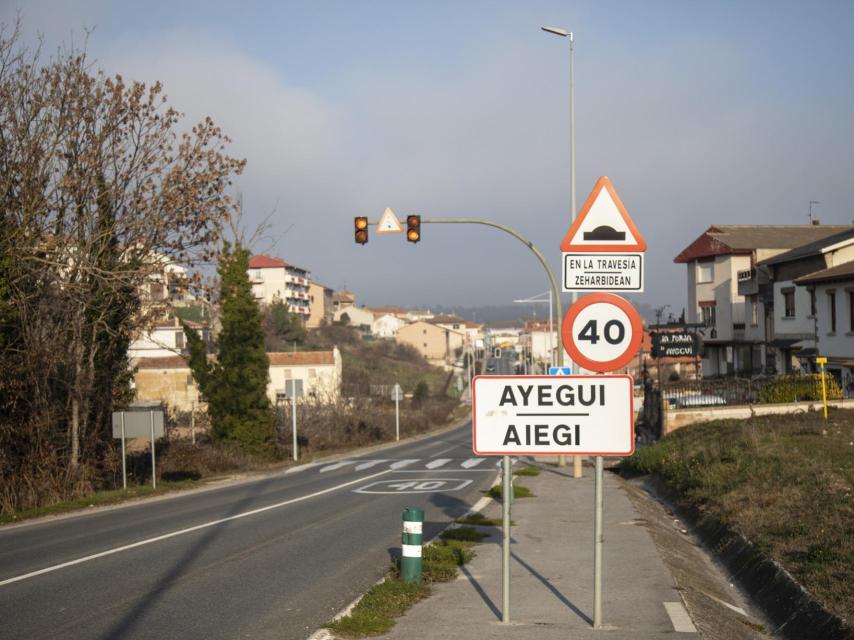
[736,268,758,296]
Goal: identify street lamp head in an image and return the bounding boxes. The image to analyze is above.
[542,26,572,39]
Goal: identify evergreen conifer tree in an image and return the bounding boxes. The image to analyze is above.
[186,243,275,454]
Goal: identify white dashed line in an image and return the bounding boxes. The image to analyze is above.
[425,458,451,469]
[461,458,485,468]
[319,461,352,473]
[353,460,387,471]
[389,459,419,469]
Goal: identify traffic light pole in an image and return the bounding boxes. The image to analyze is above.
[419,218,564,368]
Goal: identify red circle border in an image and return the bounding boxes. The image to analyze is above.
[561,293,643,373]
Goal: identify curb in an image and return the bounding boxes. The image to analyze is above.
[641,475,853,640]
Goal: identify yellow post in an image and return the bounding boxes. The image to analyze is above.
[816,356,828,420]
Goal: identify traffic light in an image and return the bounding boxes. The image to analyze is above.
[354,216,368,245]
[406,215,421,243]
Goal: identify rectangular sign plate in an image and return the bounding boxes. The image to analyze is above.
[472,375,634,456]
[112,410,165,439]
[562,253,643,293]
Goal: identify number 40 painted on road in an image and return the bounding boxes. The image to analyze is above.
[562,293,643,373]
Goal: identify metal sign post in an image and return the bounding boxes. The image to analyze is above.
[502,454,511,623]
[149,410,157,489]
[120,413,127,490]
[594,454,604,627]
[392,383,404,440]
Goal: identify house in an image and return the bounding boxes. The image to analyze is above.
[756,226,854,373]
[332,290,356,314]
[307,282,334,328]
[794,260,854,396]
[333,305,375,330]
[522,321,558,372]
[396,320,464,363]
[128,317,208,361]
[248,255,312,317]
[674,224,850,376]
[133,356,200,413]
[371,313,408,338]
[267,348,342,403]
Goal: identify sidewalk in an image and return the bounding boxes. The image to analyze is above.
[375,459,699,639]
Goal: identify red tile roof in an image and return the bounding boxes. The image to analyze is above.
[268,351,336,366]
[249,254,288,269]
[136,356,190,370]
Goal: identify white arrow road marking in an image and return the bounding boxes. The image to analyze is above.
[353,460,387,471]
[461,458,485,468]
[0,469,393,588]
[389,459,418,469]
[425,458,451,469]
[319,461,353,473]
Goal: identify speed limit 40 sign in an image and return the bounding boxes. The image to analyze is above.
[562,293,642,372]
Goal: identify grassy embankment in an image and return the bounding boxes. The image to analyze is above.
[621,408,853,621]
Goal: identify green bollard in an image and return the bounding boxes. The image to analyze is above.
[401,507,424,584]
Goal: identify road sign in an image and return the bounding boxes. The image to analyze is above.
[549,366,573,375]
[560,176,646,252]
[561,293,643,372]
[111,407,164,438]
[376,207,404,234]
[391,383,404,401]
[651,331,701,358]
[472,375,634,456]
[563,253,643,293]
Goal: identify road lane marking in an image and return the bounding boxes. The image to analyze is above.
[0,469,393,588]
[354,479,473,494]
[389,459,418,469]
[663,601,697,633]
[461,458,485,468]
[319,461,353,473]
[353,460,387,471]
[425,458,451,469]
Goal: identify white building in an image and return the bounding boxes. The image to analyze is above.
[248,255,311,317]
[675,224,850,376]
[795,261,854,396]
[267,348,342,404]
[333,305,375,330]
[372,313,408,338]
[757,227,854,373]
[128,317,208,361]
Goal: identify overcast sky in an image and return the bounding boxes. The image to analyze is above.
[4,0,854,313]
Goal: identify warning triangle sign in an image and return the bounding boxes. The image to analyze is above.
[376,207,404,234]
[560,176,646,252]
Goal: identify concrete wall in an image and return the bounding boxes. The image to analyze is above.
[664,398,851,434]
[134,367,200,413]
[773,279,815,337]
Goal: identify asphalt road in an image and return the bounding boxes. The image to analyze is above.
[0,420,497,640]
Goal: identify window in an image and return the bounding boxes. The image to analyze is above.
[828,290,836,333]
[700,303,716,327]
[750,297,759,327]
[697,260,714,283]
[809,288,817,317]
[175,331,184,349]
[782,288,795,318]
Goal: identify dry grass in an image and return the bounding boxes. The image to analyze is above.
[622,408,854,621]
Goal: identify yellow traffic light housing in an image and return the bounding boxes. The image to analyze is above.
[406,215,421,243]
[354,216,369,245]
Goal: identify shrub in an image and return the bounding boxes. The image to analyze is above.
[756,374,842,404]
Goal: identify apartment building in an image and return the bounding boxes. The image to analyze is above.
[248,255,311,317]
[306,282,334,328]
[675,224,850,376]
[396,320,464,363]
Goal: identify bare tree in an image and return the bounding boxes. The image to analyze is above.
[0,19,245,510]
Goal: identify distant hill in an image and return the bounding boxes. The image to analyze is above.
[430,299,662,325]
